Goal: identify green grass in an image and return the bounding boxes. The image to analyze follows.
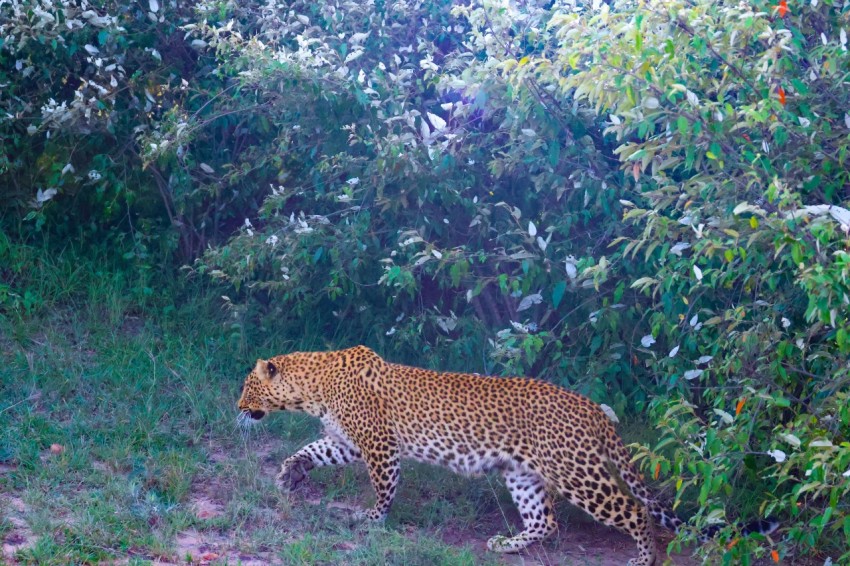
[0,243,502,565]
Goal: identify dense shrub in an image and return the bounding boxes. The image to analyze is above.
[0,0,275,261]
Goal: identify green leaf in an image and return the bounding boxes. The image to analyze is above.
[548,141,561,168]
[552,281,566,309]
[677,116,688,135]
[837,328,848,350]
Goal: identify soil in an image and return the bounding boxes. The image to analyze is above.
[1,497,35,563]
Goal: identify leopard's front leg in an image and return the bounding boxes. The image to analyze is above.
[356,445,401,521]
[277,436,362,491]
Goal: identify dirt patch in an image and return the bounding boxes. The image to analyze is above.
[169,529,273,565]
[203,438,277,466]
[433,511,702,566]
[2,496,36,564]
[433,513,809,566]
[6,497,27,515]
[192,497,224,520]
[187,457,229,521]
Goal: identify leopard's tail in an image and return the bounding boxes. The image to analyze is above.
[601,424,779,539]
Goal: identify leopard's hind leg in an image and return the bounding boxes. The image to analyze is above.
[559,464,657,566]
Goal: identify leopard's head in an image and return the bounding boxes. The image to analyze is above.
[237,356,318,423]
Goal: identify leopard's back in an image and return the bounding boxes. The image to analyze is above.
[378,362,612,481]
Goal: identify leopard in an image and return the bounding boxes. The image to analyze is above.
[237,345,775,565]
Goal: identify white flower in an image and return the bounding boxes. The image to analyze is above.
[640,335,655,348]
[600,404,619,423]
[265,234,279,246]
[565,255,578,280]
[36,188,58,203]
[767,449,787,463]
[670,242,691,256]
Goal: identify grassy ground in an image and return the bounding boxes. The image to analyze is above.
[0,286,508,565]
[0,245,717,565]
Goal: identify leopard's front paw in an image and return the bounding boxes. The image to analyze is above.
[276,460,310,492]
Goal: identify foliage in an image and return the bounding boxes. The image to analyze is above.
[537,1,850,562]
[0,0,275,261]
[2,0,850,563]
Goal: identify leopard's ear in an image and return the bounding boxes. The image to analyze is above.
[254,358,275,380]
